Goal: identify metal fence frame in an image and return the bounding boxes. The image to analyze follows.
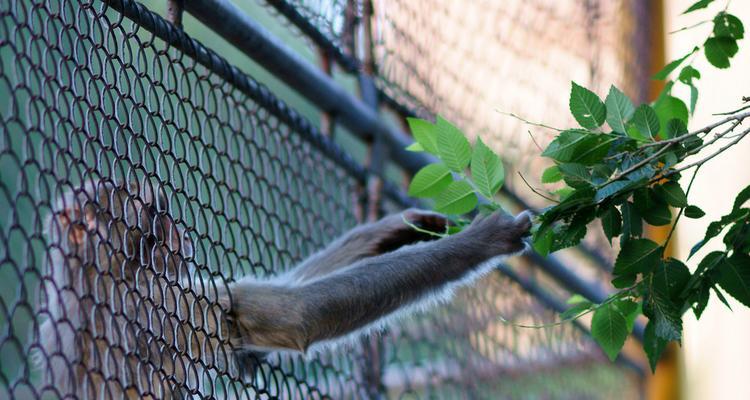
[110,0,647,376]
[0,0,652,397]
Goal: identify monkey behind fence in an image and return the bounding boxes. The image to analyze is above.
[35,180,531,398]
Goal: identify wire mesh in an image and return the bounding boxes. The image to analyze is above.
[368,0,651,269]
[0,0,644,398]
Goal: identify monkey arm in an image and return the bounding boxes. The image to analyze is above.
[287,209,448,283]
[228,211,531,353]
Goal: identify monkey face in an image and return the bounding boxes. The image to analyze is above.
[47,180,191,287]
[40,180,201,398]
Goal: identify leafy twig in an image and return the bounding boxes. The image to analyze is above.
[527,130,544,152]
[598,142,676,189]
[640,109,750,148]
[661,125,750,178]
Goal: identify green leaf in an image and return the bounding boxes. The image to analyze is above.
[567,294,590,305]
[704,37,739,69]
[656,81,675,107]
[532,226,553,257]
[478,203,501,216]
[625,163,657,183]
[662,152,679,169]
[690,208,750,256]
[605,85,635,133]
[684,251,726,294]
[570,136,616,165]
[559,163,591,188]
[554,187,575,200]
[654,96,689,137]
[595,181,632,203]
[434,180,477,215]
[591,302,629,361]
[634,188,672,226]
[550,218,589,252]
[631,104,660,140]
[733,184,750,211]
[600,206,622,242]
[612,274,637,289]
[435,116,471,172]
[541,130,613,165]
[541,165,563,183]
[569,82,606,129]
[561,300,594,320]
[541,129,588,161]
[470,137,504,198]
[689,85,699,115]
[643,321,668,373]
[722,221,749,249]
[678,66,701,84]
[691,282,711,319]
[655,181,688,208]
[614,238,662,276]
[408,164,453,198]
[407,118,439,154]
[621,201,644,239]
[684,205,705,219]
[405,142,425,152]
[541,187,596,222]
[716,254,750,308]
[714,12,744,40]
[683,0,713,14]
[616,299,640,333]
[649,290,683,341]
[713,285,734,311]
[653,258,691,299]
[652,48,696,80]
[665,119,687,139]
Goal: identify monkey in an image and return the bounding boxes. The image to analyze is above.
[35,179,532,398]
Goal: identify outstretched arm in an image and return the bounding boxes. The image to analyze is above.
[287,209,449,283]
[228,210,532,353]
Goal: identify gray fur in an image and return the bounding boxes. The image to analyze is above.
[37,181,531,397]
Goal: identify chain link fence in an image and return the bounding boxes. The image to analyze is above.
[1,0,648,398]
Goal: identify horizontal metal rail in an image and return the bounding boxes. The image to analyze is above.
[497,264,645,376]
[264,0,361,73]
[181,0,429,176]
[178,0,625,313]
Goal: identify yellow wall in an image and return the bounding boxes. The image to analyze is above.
[663,1,750,399]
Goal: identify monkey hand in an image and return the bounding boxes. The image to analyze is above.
[458,210,533,257]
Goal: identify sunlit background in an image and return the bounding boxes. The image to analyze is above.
[0,0,748,398]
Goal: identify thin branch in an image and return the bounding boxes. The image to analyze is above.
[496,110,563,132]
[669,19,710,34]
[518,172,559,203]
[713,103,750,116]
[681,119,743,157]
[598,112,748,188]
[597,142,676,189]
[527,130,544,152]
[640,109,750,148]
[661,125,750,179]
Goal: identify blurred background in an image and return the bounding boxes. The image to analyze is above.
[0,0,747,398]
[665,1,750,400]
